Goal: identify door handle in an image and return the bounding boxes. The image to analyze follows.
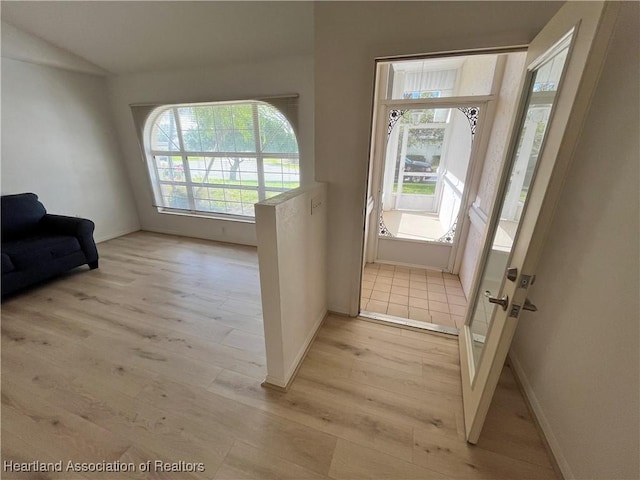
[523,298,538,312]
[484,290,509,311]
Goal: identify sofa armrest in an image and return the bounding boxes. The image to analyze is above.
[39,214,98,264]
[40,214,94,236]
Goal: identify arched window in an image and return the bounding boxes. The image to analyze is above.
[144,100,299,219]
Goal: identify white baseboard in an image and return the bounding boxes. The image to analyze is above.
[509,352,573,480]
[372,259,445,272]
[263,309,328,391]
[284,309,327,383]
[141,226,257,247]
[263,375,287,389]
[95,227,141,244]
[327,304,350,316]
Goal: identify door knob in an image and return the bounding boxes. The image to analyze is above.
[484,290,509,311]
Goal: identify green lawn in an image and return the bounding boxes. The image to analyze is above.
[188,176,299,189]
[393,182,436,195]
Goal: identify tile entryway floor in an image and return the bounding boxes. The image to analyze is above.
[360,263,467,329]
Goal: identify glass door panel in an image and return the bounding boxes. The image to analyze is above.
[468,45,569,369]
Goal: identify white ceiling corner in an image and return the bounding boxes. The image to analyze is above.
[0,1,314,75]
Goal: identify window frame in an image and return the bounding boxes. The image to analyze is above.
[144,100,300,221]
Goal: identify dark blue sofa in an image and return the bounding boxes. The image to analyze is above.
[1,193,98,298]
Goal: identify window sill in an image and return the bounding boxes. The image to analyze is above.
[156,208,256,224]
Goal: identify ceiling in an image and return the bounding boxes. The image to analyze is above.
[1,1,313,75]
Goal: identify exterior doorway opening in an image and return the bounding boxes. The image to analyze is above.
[361,50,527,332]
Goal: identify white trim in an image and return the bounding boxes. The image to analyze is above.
[378,235,455,248]
[284,309,327,384]
[509,352,572,479]
[371,259,444,272]
[156,207,256,223]
[263,309,328,390]
[150,150,299,159]
[374,45,529,63]
[442,170,464,195]
[382,95,494,108]
[528,28,576,72]
[158,180,259,191]
[360,311,458,336]
[94,227,141,244]
[141,225,257,247]
[469,203,488,231]
[263,375,287,389]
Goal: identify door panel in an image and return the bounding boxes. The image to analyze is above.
[468,43,568,368]
[459,1,620,443]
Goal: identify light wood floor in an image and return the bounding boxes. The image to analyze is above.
[1,231,557,479]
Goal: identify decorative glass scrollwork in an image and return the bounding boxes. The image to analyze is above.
[458,106,479,137]
[437,221,457,243]
[379,213,394,237]
[387,109,407,137]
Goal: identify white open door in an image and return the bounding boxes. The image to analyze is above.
[459,1,620,443]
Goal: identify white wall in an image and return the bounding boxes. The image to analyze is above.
[456,55,497,97]
[107,54,314,246]
[377,238,451,271]
[510,4,639,479]
[443,110,473,186]
[1,57,140,242]
[1,21,107,76]
[255,183,328,388]
[314,1,563,314]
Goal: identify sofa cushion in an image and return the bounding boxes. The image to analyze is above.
[1,253,14,274]
[1,193,47,240]
[3,235,81,270]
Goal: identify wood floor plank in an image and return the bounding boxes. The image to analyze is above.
[325,316,458,356]
[209,368,415,462]
[329,439,446,480]
[114,445,209,480]
[479,401,555,468]
[349,358,462,400]
[313,333,424,376]
[137,377,337,476]
[1,433,90,480]
[2,378,131,467]
[213,441,329,479]
[413,426,556,479]
[295,360,459,437]
[4,351,232,475]
[1,232,556,480]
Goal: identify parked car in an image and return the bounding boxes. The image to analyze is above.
[397,155,433,182]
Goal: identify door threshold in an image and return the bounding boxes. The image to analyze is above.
[359,310,459,336]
